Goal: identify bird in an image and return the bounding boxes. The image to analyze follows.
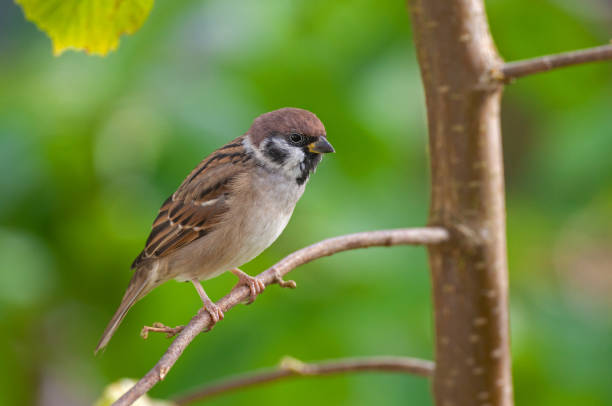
[95,107,334,353]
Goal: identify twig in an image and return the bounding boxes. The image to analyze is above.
[141,323,185,339]
[111,227,449,406]
[500,44,612,81]
[173,356,435,405]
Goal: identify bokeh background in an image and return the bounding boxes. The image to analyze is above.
[1,0,612,405]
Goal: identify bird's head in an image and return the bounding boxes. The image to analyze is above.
[246,107,335,185]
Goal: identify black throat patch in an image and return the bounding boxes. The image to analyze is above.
[296,150,322,185]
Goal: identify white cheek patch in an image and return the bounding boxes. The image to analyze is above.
[244,135,305,179]
[280,140,305,168]
[243,135,271,166]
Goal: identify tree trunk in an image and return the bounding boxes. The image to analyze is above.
[408,1,514,405]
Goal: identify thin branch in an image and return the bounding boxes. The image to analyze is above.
[173,356,435,405]
[111,227,449,406]
[500,43,612,81]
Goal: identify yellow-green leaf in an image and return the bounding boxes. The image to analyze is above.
[94,379,174,406]
[14,0,154,56]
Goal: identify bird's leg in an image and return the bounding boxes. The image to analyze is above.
[231,268,265,304]
[191,279,224,325]
[140,280,222,338]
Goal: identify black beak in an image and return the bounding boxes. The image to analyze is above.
[308,137,335,154]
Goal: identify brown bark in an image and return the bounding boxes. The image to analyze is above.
[408,1,513,406]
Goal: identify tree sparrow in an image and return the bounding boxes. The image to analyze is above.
[96,107,334,353]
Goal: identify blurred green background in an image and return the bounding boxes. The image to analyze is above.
[1,0,612,405]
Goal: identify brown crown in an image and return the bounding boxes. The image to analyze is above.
[248,107,326,146]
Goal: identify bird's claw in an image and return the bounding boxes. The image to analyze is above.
[232,268,266,304]
[191,279,224,328]
[199,302,224,328]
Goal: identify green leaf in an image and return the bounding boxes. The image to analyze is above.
[15,0,154,56]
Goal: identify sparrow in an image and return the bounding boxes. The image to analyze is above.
[96,107,334,353]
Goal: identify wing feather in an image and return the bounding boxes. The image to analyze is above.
[131,138,250,269]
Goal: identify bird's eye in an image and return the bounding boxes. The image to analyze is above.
[289,133,304,144]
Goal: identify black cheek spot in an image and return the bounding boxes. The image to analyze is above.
[264,144,288,165]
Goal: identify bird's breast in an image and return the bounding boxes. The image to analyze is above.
[227,169,305,266]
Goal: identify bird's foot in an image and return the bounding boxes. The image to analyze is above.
[199,300,225,326]
[191,279,224,328]
[141,322,184,339]
[231,268,266,304]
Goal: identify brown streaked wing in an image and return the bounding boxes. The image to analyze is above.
[131,138,251,269]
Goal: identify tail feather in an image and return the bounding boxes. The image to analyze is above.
[95,266,155,354]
